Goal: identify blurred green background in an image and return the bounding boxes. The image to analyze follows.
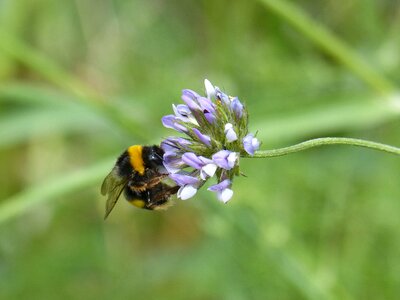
[0,0,400,299]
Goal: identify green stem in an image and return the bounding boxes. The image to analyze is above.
[244,137,400,158]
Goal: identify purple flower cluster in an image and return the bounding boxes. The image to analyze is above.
[161,79,260,203]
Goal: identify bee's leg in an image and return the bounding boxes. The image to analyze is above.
[152,185,180,202]
[129,172,149,192]
[129,169,167,192]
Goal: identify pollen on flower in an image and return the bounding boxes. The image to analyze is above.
[161,79,260,203]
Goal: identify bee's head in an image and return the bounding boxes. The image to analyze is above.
[143,145,165,169]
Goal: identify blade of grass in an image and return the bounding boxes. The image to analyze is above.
[258,0,398,95]
[0,109,109,148]
[203,200,332,300]
[0,157,114,224]
[0,81,83,107]
[0,30,149,140]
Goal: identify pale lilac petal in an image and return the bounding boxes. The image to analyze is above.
[243,133,260,155]
[208,179,231,191]
[230,97,243,118]
[198,156,214,165]
[200,163,217,180]
[182,90,201,112]
[161,137,192,152]
[182,89,201,99]
[215,87,230,106]
[227,152,238,169]
[204,112,216,124]
[197,97,216,114]
[218,188,233,203]
[173,104,198,125]
[182,96,201,112]
[224,123,238,142]
[182,152,203,169]
[160,140,178,153]
[208,179,233,203]
[161,115,187,132]
[170,173,199,186]
[163,152,184,173]
[204,79,215,99]
[173,104,190,118]
[193,128,211,146]
[225,129,237,142]
[212,150,231,169]
[178,185,198,200]
[161,115,176,129]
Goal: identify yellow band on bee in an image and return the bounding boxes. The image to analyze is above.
[128,145,145,175]
[130,199,145,208]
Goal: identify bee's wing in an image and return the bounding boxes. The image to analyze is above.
[102,168,129,220]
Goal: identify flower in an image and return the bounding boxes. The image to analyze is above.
[224,123,238,142]
[173,104,198,125]
[169,173,200,200]
[243,133,260,155]
[161,79,259,203]
[212,150,238,170]
[208,179,233,203]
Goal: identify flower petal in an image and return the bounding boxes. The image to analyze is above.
[212,150,230,169]
[204,112,216,124]
[230,97,243,118]
[208,179,231,192]
[161,137,192,152]
[197,97,216,114]
[204,79,215,99]
[193,128,211,146]
[169,174,199,186]
[208,179,233,203]
[215,87,230,106]
[173,104,199,125]
[161,115,187,132]
[224,123,238,142]
[227,152,238,168]
[182,90,201,112]
[200,163,217,180]
[218,188,233,203]
[163,152,184,173]
[182,152,203,169]
[177,185,198,200]
[161,115,176,129]
[170,173,199,186]
[243,133,260,155]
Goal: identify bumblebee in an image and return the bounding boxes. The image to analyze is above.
[101,145,178,219]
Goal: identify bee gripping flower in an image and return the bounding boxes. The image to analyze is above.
[161,79,260,203]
